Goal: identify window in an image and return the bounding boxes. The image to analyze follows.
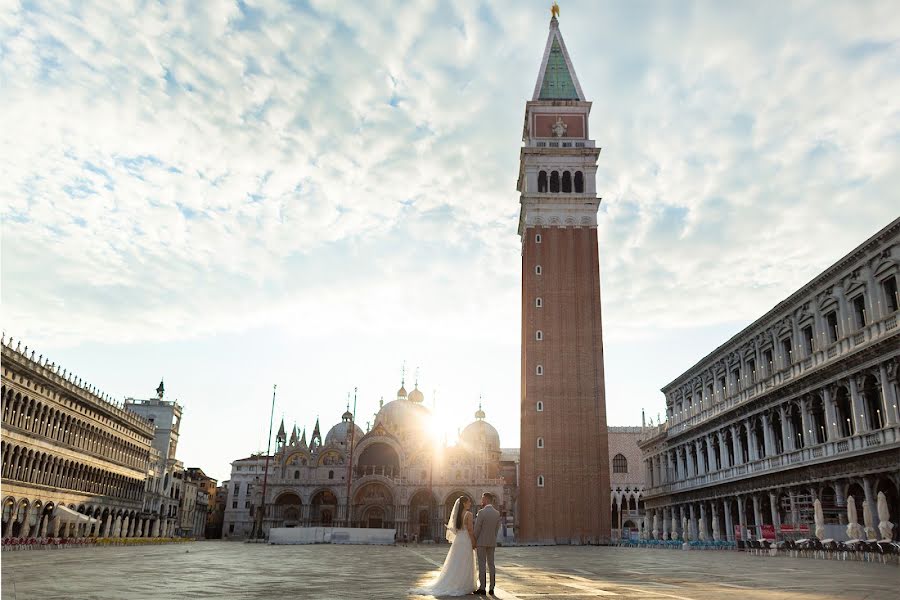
[826,311,839,343]
[535,297,543,308]
[574,171,584,193]
[747,359,756,383]
[549,171,560,193]
[781,337,793,367]
[245,501,250,509]
[228,523,234,534]
[536,401,544,412]
[537,475,545,487]
[328,470,334,480]
[561,171,572,193]
[232,501,237,509]
[851,295,867,329]
[293,470,299,479]
[537,171,548,193]
[535,233,542,243]
[613,453,628,473]
[884,276,899,313]
[802,325,814,355]
[233,483,240,496]
[718,376,726,395]
[536,365,543,375]
[537,437,544,448]
[732,368,741,390]
[535,330,543,341]
[535,265,542,275]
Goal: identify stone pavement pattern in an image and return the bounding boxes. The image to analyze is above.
[1,542,896,600]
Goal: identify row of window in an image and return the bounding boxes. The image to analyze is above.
[2,388,148,469]
[674,275,899,414]
[1,441,143,500]
[537,170,585,193]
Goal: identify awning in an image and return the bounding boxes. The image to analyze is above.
[53,505,99,524]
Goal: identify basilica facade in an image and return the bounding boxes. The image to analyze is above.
[222,382,509,541]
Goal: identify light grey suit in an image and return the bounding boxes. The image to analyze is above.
[473,504,501,591]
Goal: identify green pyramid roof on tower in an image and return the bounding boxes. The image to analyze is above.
[539,38,580,100]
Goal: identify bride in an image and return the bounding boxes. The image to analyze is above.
[412,495,477,597]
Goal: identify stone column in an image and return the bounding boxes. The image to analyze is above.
[699,503,708,540]
[747,421,759,461]
[822,387,838,440]
[752,495,762,539]
[717,431,729,468]
[848,376,866,434]
[151,518,160,538]
[143,519,150,537]
[689,504,697,541]
[800,397,812,447]
[706,435,717,471]
[112,516,122,537]
[790,491,800,526]
[723,499,734,542]
[769,491,781,532]
[863,477,878,540]
[662,507,670,540]
[685,446,695,477]
[737,497,746,541]
[779,405,792,452]
[731,426,742,464]
[835,482,847,526]
[760,413,774,456]
[101,515,110,537]
[666,452,675,482]
[879,362,899,426]
[694,441,705,475]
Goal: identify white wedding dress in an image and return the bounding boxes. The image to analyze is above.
[412,500,477,597]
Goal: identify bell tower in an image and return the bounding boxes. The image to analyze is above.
[517,9,611,544]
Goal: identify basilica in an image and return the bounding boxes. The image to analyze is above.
[221,380,512,541]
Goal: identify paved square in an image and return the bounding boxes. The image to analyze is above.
[1,542,895,599]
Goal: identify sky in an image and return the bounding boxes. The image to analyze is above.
[2,0,899,483]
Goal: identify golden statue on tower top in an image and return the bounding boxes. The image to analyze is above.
[551,2,560,19]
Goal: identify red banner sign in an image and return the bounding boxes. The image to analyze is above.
[734,525,742,540]
[761,524,776,540]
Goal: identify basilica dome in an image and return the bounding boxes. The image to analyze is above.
[324,420,365,447]
[460,406,500,452]
[375,397,430,437]
[408,386,424,403]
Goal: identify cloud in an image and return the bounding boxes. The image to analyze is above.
[1,1,898,473]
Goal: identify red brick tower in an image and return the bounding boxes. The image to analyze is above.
[517,12,611,544]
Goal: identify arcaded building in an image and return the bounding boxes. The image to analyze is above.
[1,338,156,539]
[609,426,647,540]
[517,13,611,543]
[640,218,900,542]
[222,382,508,540]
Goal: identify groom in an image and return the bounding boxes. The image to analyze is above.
[472,492,501,596]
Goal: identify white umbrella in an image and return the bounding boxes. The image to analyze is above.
[682,515,689,541]
[877,491,894,541]
[862,501,876,541]
[712,513,721,542]
[814,498,826,540]
[52,505,98,525]
[846,496,863,540]
[698,514,707,541]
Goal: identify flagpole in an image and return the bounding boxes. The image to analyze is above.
[258,384,277,539]
[345,387,358,527]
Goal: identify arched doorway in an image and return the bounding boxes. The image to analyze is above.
[409,490,436,541]
[311,489,338,526]
[353,483,393,529]
[274,492,302,528]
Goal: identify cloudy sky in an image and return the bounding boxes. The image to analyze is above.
[2,0,898,482]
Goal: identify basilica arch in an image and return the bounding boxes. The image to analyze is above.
[310,488,339,526]
[356,441,401,479]
[408,489,437,541]
[352,482,394,529]
[274,491,302,527]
